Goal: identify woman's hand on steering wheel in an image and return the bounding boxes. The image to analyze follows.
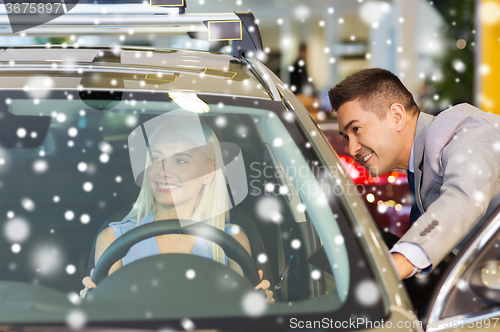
[255,269,275,303]
[82,266,274,303]
[80,268,96,299]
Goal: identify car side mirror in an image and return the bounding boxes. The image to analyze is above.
[470,261,500,303]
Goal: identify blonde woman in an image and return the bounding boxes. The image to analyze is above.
[81,112,273,302]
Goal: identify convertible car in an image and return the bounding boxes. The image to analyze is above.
[0,2,499,332]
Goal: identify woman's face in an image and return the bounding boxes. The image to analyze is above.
[146,140,214,211]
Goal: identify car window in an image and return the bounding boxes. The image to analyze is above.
[0,89,384,329]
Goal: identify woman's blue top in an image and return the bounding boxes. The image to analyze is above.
[109,213,233,266]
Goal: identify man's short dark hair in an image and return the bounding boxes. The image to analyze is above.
[328,68,420,118]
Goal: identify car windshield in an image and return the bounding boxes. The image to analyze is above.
[0,86,383,329]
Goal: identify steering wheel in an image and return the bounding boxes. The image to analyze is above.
[92,219,261,286]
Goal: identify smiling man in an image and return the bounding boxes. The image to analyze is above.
[329,68,500,279]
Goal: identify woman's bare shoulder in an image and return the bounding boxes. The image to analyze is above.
[97,226,117,243]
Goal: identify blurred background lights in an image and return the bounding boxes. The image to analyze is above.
[311,270,321,280]
[67,292,81,305]
[271,212,283,223]
[21,198,36,212]
[237,126,247,137]
[296,203,306,213]
[186,269,196,279]
[480,64,491,76]
[56,113,67,123]
[66,309,86,330]
[256,197,282,222]
[65,210,75,221]
[83,182,93,192]
[66,264,76,275]
[33,160,48,173]
[126,116,137,127]
[32,244,63,275]
[4,217,30,242]
[68,127,78,137]
[26,76,54,99]
[294,5,311,21]
[231,225,240,235]
[241,290,267,317]
[17,128,26,138]
[77,162,88,172]
[180,318,195,331]
[279,185,289,195]
[479,1,500,25]
[452,59,466,73]
[257,253,268,263]
[359,1,391,24]
[291,239,301,249]
[11,243,21,253]
[168,92,209,113]
[377,203,388,214]
[355,280,380,306]
[99,154,110,163]
[80,214,90,224]
[98,142,113,154]
[283,111,294,122]
[265,183,275,193]
[456,39,466,49]
[215,116,227,127]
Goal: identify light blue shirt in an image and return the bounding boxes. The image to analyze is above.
[389,145,432,278]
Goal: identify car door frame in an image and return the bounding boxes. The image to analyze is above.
[424,203,500,331]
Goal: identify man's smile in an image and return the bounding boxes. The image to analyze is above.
[362,153,373,163]
[356,149,374,164]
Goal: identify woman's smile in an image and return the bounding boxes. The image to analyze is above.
[155,181,182,193]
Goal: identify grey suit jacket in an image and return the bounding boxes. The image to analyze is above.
[398,103,500,269]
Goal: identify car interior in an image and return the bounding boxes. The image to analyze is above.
[0,90,344,304]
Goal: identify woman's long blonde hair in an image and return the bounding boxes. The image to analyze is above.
[123,115,229,265]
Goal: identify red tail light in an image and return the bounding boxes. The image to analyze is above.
[338,155,407,185]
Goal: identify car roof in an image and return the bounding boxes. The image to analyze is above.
[0,46,272,100]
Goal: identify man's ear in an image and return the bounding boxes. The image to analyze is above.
[203,162,216,185]
[390,103,406,132]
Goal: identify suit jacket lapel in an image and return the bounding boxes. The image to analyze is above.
[412,112,434,214]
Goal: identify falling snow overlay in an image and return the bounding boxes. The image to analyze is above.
[0,0,488,328]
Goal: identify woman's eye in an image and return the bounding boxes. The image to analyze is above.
[152,157,163,163]
[176,159,187,164]
[353,127,360,133]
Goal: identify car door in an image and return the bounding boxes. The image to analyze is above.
[424,204,500,331]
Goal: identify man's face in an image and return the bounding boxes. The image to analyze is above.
[337,99,402,177]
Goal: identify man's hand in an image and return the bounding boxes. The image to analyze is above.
[255,269,275,303]
[391,253,415,279]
